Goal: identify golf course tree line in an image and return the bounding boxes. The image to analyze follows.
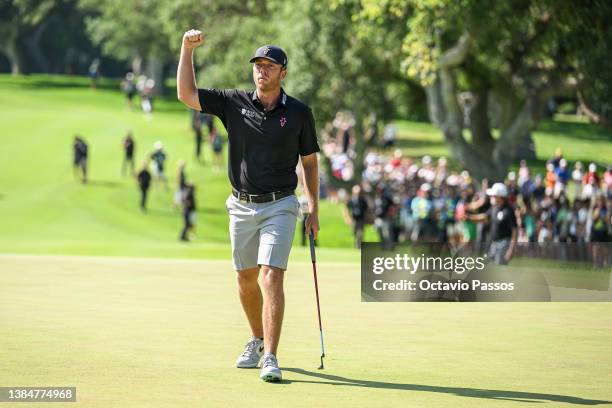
[1,0,611,180]
[0,0,126,76]
[352,0,612,181]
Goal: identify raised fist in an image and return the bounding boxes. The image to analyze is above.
[182,29,204,50]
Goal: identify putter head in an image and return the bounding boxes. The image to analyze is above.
[318,355,325,369]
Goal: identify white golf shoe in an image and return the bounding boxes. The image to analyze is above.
[260,353,282,382]
[235,336,264,368]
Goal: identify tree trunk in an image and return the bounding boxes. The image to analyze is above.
[515,132,536,161]
[577,88,612,132]
[427,78,507,181]
[132,55,142,75]
[493,93,542,169]
[468,90,495,158]
[1,29,27,75]
[23,19,50,73]
[146,55,166,95]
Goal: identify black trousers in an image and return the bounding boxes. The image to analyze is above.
[140,187,149,210]
[180,210,194,240]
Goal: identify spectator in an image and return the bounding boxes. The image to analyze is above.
[344,184,369,248]
[590,194,609,267]
[72,135,88,183]
[374,185,394,249]
[410,183,434,242]
[88,58,100,89]
[545,162,556,196]
[548,147,563,169]
[179,183,197,242]
[150,141,168,188]
[603,165,612,198]
[141,78,155,117]
[590,195,609,243]
[136,160,152,212]
[518,159,531,187]
[554,158,570,197]
[122,131,135,176]
[382,122,396,148]
[571,161,584,199]
[582,163,600,200]
[174,160,187,209]
[121,72,137,109]
[191,110,204,162]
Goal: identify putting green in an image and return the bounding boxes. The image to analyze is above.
[1,254,611,407]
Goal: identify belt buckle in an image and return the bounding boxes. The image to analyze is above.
[247,193,255,204]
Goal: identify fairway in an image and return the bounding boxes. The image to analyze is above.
[0,75,610,257]
[1,254,611,407]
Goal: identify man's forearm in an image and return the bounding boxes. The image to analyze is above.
[177,46,197,103]
[302,162,319,214]
[508,229,517,252]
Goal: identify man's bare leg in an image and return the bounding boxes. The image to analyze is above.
[260,265,284,355]
[237,267,263,338]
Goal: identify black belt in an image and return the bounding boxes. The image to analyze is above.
[232,189,294,204]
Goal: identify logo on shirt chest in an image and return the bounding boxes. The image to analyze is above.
[280,116,287,127]
[241,108,257,118]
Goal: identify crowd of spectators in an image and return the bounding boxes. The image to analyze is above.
[320,115,611,266]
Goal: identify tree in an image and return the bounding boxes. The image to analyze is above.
[570,1,612,131]
[79,0,175,93]
[356,0,612,180]
[0,0,58,74]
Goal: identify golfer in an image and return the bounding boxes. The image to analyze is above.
[177,29,320,382]
[469,183,518,265]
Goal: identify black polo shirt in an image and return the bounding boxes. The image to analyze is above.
[197,88,320,194]
[488,203,517,241]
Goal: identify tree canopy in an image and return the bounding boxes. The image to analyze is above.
[2,0,609,180]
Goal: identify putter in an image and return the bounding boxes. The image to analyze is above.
[309,231,325,369]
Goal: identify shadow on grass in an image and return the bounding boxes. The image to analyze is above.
[283,368,611,405]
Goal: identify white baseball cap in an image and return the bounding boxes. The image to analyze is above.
[420,183,432,192]
[486,182,508,197]
[154,141,163,150]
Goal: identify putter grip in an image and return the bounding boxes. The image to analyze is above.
[309,232,316,262]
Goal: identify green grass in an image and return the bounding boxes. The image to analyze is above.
[1,255,611,407]
[0,74,610,258]
[1,75,611,406]
[0,74,372,257]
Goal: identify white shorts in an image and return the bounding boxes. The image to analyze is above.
[225,194,299,271]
